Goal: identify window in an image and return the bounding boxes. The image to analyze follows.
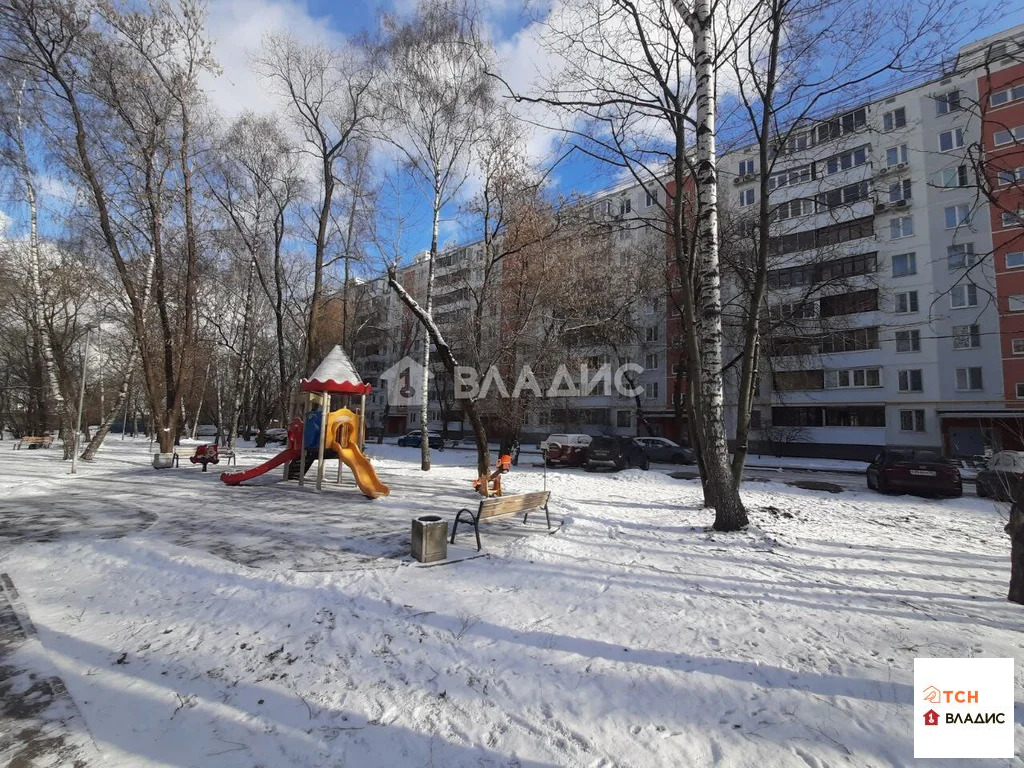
[1014,338,1024,355]
[824,406,886,427]
[768,164,813,190]
[773,370,825,391]
[892,252,917,277]
[993,126,1024,146]
[944,204,971,229]
[991,83,1024,107]
[813,108,866,144]
[1001,210,1024,228]
[767,252,876,288]
[645,189,658,207]
[820,326,879,353]
[645,381,660,400]
[895,290,919,313]
[885,144,909,167]
[1009,295,1024,312]
[749,410,762,429]
[738,159,756,176]
[824,367,881,389]
[739,188,755,207]
[935,89,961,115]
[824,146,868,175]
[769,216,874,256]
[947,243,977,269]
[768,301,817,320]
[773,197,814,220]
[616,410,631,427]
[952,324,981,349]
[784,131,810,154]
[819,181,868,209]
[900,409,926,432]
[898,369,923,392]
[938,166,969,188]
[883,108,906,131]
[890,216,914,239]
[888,179,913,202]
[955,367,983,391]
[895,329,921,352]
[645,353,659,370]
[645,325,660,342]
[619,198,632,215]
[1017,383,1024,400]
[1007,251,1024,269]
[951,283,979,308]
[772,406,823,427]
[819,289,878,317]
[997,167,1024,185]
[939,128,965,151]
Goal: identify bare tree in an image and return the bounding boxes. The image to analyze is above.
[254,32,377,376]
[378,0,493,471]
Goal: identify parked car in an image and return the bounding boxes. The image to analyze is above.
[397,430,444,449]
[866,449,962,497]
[540,433,592,467]
[976,451,1024,500]
[264,427,289,444]
[634,436,695,464]
[585,435,651,472]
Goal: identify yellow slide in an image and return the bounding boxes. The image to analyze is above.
[325,408,390,499]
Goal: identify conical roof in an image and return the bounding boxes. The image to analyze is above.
[300,345,372,394]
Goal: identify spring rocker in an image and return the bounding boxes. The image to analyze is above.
[473,453,512,497]
[189,443,219,471]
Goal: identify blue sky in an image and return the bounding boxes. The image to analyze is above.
[6,0,1024,270]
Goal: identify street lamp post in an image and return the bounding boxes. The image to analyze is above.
[70,326,92,475]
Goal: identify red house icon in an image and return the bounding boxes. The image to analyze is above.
[924,709,940,726]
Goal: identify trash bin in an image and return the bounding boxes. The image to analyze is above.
[411,515,448,563]
[152,452,176,469]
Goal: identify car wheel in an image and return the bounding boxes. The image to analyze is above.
[640,457,650,471]
[976,480,988,498]
[867,473,876,490]
[877,474,889,494]
[583,462,595,472]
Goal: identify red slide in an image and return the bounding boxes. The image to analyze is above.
[220,419,304,486]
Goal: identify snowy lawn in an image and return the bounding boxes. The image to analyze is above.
[0,437,1021,766]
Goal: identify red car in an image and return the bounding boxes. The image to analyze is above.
[866,449,962,497]
[541,433,591,467]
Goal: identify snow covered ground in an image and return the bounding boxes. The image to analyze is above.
[0,437,1021,766]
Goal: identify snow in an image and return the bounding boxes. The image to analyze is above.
[0,437,1021,766]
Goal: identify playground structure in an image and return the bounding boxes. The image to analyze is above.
[220,346,389,499]
[472,453,512,497]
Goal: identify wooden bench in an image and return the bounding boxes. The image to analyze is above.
[13,436,53,450]
[450,491,552,551]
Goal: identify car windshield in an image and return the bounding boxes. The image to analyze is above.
[548,434,569,443]
[589,437,617,450]
[892,450,946,464]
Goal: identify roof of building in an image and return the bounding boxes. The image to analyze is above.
[301,345,372,395]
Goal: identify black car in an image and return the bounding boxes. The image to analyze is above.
[633,436,695,464]
[584,435,651,472]
[866,449,962,497]
[976,451,1024,500]
[397,431,444,449]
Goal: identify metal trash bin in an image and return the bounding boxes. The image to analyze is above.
[411,515,448,563]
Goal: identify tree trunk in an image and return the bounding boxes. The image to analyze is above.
[1007,504,1024,604]
[419,182,443,471]
[687,0,748,531]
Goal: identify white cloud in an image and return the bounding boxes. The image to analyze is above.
[201,0,343,122]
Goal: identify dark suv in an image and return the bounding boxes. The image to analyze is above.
[584,436,650,472]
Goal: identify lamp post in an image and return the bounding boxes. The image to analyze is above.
[70,326,92,475]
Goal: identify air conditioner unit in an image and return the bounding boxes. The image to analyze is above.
[878,167,890,176]
[897,162,907,170]
[895,199,908,208]
[732,177,742,185]
[744,173,756,181]
[874,202,887,212]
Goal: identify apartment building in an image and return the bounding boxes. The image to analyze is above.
[721,24,1024,459]
[351,24,1024,458]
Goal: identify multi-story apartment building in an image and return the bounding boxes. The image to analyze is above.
[719,24,1024,459]
[352,24,1024,459]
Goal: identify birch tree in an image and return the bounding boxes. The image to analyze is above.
[378,0,493,471]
